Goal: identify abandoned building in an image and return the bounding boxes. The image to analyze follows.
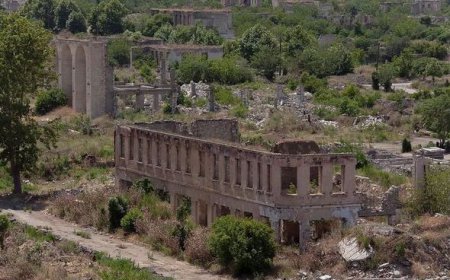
[149,8,234,39]
[54,35,114,119]
[411,0,442,15]
[147,44,224,84]
[221,0,260,8]
[115,120,367,246]
[0,0,25,11]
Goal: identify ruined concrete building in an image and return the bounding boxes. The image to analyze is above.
[221,0,260,8]
[115,120,367,246]
[54,35,114,119]
[411,0,442,15]
[149,8,234,39]
[0,0,25,11]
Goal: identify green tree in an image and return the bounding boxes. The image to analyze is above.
[21,0,56,30]
[209,215,276,275]
[0,14,56,194]
[89,0,127,35]
[251,47,281,81]
[239,24,276,61]
[425,58,444,84]
[285,25,316,57]
[191,24,223,46]
[54,0,79,31]
[66,10,87,33]
[142,13,172,37]
[419,94,450,147]
[173,197,192,251]
[378,63,395,92]
[177,54,209,83]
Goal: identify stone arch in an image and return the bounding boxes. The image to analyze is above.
[74,45,87,113]
[60,44,73,106]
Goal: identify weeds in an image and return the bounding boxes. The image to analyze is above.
[74,230,91,239]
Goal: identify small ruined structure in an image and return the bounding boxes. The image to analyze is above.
[0,0,25,11]
[54,35,114,118]
[411,0,442,15]
[115,120,365,247]
[221,0,260,7]
[380,1,406,12]
[149,8,234,39]
[148,44,223,84]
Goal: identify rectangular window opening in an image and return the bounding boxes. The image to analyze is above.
[309,166,323,194]
[235,158,241,185]
[332,164,345,193]
[224,156,230,183]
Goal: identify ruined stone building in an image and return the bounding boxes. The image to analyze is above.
[115,120,365,246]
[411,0,442,15]
[221,0,260,8]
[54,35,114,119]
[149,8,234,39]
[0,0,25,11]
[147,44,224,84]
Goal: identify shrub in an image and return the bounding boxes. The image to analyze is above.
[231,103,248,118]
[209,216,276,275]
[107,38,131,66]
[134,178,154,194]
[185,227,214,267]
[120,208,143,233]
[0,214,10,249]
[35,88,67,115]
[334,141,368,169]
[108,196,128,231]
[402,138,412,153]
[214,87,240,106]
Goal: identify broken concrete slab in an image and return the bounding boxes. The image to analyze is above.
[338,237,373,262]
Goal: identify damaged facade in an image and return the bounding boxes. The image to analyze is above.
[115,120,366,247]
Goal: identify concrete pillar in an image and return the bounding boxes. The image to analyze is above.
[230,157,237,187]
[252,160,258,189]
[153,94,160,111]
[161,142,168,170]
[207,203,215,227]
[242,158,248,188]
[142,134,148,164]
[218,154,225,190]
[135,91,144,111]
[151,137,158,166]
[170,141,177,171]
[261,162,268,192]
[299,220,311,252]
[191,145,200,178]
[297,162,310,196]
[180,141,187,173]
[133,131,139,162]
[170,68,178,114]
[271,162,281,197]
[343,159,357,194]
[270,219,281,242]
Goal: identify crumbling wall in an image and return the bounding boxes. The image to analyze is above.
[272,140,320,155]
[191,119,239,142]
[138,119,239,142]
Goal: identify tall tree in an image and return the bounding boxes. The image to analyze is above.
[54,0,80,31]
[89,0,127,35]
[0,14,56,194]
[419,94,450,147]
[21,0,56,30]
[239,24,276,61]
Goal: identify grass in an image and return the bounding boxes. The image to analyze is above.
[95,252,171,280]
[358,165,408,188]
[74,230,91,239]
[25,225,57,242]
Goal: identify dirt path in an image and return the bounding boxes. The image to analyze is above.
[0,208,227,280]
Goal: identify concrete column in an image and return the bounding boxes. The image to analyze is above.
[124,131,131,164]
[206,152,214,186]
[297,162,310,196]
[190,81,197,98]
[180,141,187,173]
[208,88,215,112]
[151,137,158,166]
[343,159,356,194]
[270,219,281,242]
[135,91,145,110]
[142,134,149,165]
[261,162,268,192]
[242,158,248,188]
[191,145,200,178]
[153,94,160,111]
[170,141,177,171]
[218,154,225,190]
[133,131,139,162]
[321,162,333,195]
[207,203,215,227]
[161,142,168,170]
[170,192,177,211]
[299,220,311,252]
[271,162,281,197]
[230,157,237,187]
[252,160,258,189]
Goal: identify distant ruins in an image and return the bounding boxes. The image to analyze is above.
[380,0,442,14]
[115,120,374,247]
[221,0,260,7]
[0,0,25,11]
[149,8,234,39]
[54,35,114,119]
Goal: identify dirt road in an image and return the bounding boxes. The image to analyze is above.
[0,208,227,280]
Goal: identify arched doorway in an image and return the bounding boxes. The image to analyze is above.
[74,46,87,113]
[60,45,72,106]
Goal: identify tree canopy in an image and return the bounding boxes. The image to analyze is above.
[0,14,56,194]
